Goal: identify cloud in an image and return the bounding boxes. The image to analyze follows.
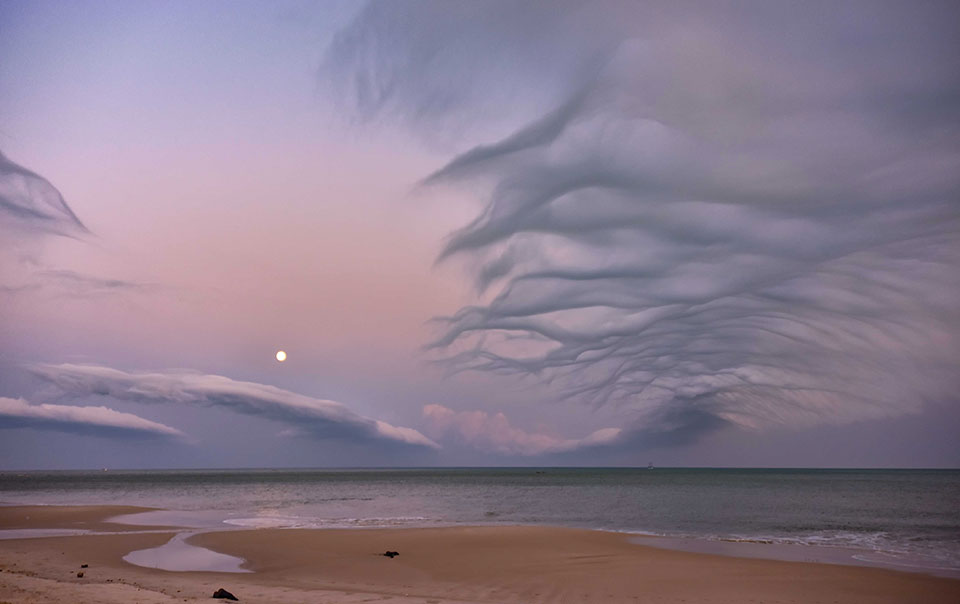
[30,364,439,449]
[0,396,184,439]
[0,153,152,304]
[328,2,960,442]
[0,151,102,296]
[32,269,151,298]
[422,403,620,456]
[322,0,613,143]
[0,150,87,239]
[0,153,146,302]
[38,270,143,290]
[0,269,150,300]
[1,268,152,300]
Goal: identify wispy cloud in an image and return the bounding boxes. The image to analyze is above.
[30,364,439,449]
[0,151,87,239]
[327,2,960,443]
[38,270,143,290]
[0,396,184,439]
[0,151,106,297]
[34,269,151,298]
[422,403,620,455]
[0,153,149,301]
[1,268,152,300]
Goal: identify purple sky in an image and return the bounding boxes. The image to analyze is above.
[1,0,959,469]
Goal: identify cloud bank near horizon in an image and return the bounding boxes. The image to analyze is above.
[30,364,439,450]
[422,403,621,456]
[0,396,184,439]
[328,1,960,443]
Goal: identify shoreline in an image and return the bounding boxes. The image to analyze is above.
[2,502,958,579]
[2,466,956,577]
[0,506,957,603]
[629,534,960,580]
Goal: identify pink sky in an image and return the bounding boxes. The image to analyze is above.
[2,0,958,469]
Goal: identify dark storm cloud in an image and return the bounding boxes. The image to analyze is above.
[0,396,184,439]
[326,1,960,442]
[30,364,439,449]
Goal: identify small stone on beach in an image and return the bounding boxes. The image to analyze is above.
[382,550,400,558]
[76,571,84,578]
[212,587,239,600]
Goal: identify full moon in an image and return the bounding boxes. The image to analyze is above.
[275,350,287,362]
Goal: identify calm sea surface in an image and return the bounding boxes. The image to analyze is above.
[1,468,957,573]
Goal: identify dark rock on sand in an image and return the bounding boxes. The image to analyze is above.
[382,550,400,558]
[80,564,88,568]
[76,571,84,578]
[212,587,239,600]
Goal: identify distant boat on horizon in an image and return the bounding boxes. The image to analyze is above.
[647,462,654,469]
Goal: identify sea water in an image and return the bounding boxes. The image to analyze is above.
[1,467,957,575]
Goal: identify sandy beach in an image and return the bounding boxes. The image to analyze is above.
[0,505,174,532]
[0,506,957,603]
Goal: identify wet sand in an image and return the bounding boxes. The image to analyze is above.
[1,505,958,603]
[0,505,167,532]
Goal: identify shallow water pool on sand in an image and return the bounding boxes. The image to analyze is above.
[123,532,250,573]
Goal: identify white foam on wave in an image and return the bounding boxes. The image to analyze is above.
[108,509,229,529]
[851,549,960,574]
[341,516,430,526]
[222,516,306,529]
[628,530,960,579]
[222,515,434,529]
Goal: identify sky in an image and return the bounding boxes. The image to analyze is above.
[1,0,958,469]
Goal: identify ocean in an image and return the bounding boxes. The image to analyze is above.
[1,467,958,575]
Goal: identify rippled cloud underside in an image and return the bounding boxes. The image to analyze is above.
[327,1,960,444]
